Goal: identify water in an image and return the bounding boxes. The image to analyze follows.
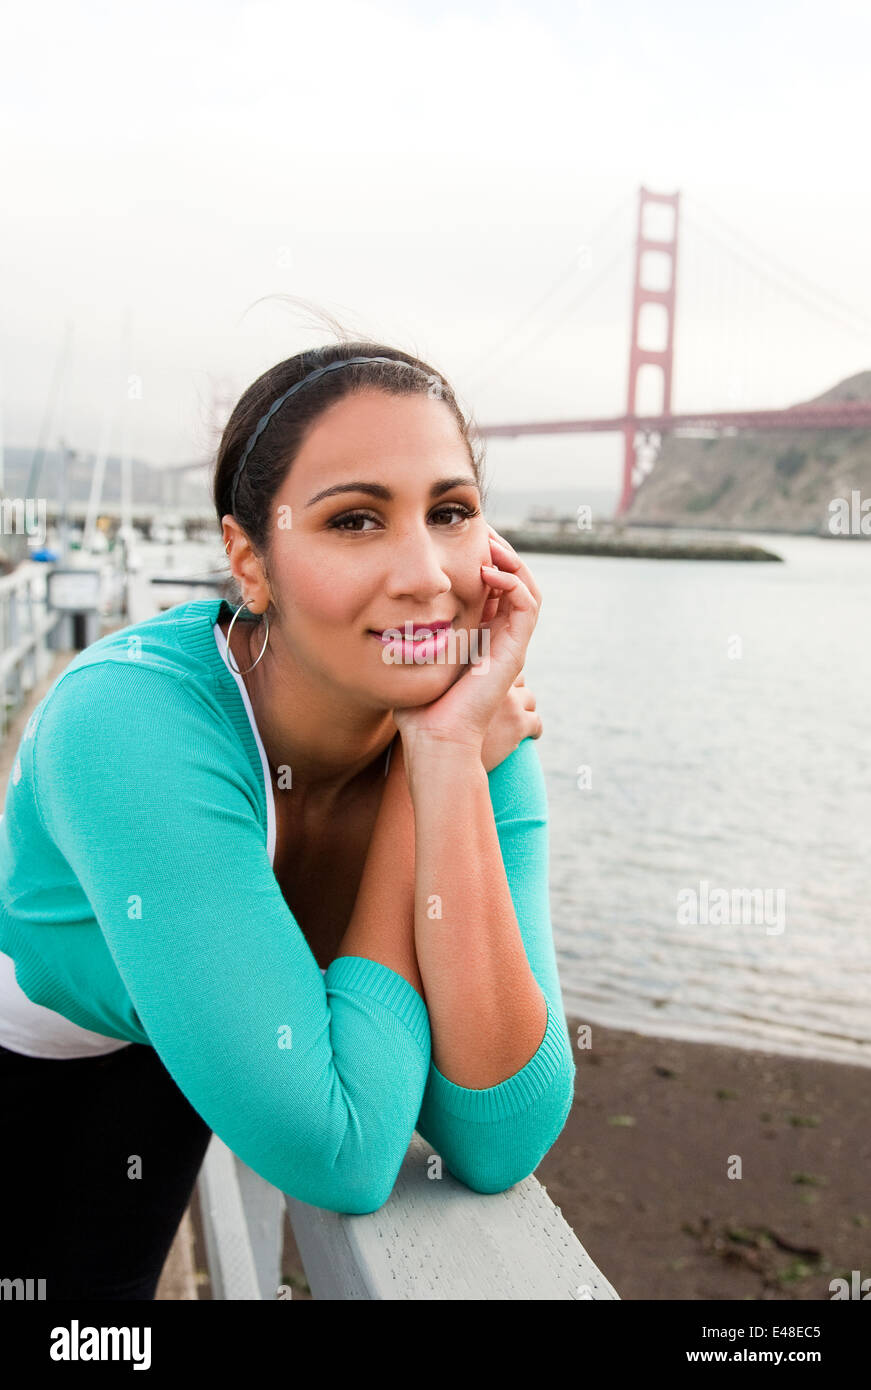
[523,535,871,1067]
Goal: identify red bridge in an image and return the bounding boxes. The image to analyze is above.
[472,187,870,517]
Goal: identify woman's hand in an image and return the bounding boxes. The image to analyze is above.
[481,672,543,772]
[391,525,542,760]
[388,673,542,779]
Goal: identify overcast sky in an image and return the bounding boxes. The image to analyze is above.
[2,0,869,504]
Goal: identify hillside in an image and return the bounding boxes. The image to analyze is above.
[625,371,871,534]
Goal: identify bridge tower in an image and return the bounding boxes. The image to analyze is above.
[618,186,680,516]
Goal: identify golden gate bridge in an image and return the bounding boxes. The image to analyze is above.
[472,186,871,517]
[162,185,871,522]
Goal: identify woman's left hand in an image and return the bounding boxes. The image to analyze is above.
[391,525,542,757]
[480,671,543,772]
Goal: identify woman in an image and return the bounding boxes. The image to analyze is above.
[0,342,576,1300]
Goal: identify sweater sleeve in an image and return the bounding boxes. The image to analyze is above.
[32,661,431,1215]
[414,735,576,1193]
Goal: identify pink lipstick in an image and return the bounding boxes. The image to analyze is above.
[370,620,453,663]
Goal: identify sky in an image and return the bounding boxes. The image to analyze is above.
[2,0,869,507]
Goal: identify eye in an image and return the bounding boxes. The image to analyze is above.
[430,502,480,525]
[327,502,479,533]
[327,510,380,533]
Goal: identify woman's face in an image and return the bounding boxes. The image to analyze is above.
[260,387,492,710]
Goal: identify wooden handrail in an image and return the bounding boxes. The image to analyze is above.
[198,1131,619,1301]
[0,564,63,739]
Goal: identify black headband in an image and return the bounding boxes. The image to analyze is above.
[229,355,436,515]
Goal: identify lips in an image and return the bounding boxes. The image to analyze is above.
[371,621,452,636]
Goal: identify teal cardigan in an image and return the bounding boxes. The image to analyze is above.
[0,597,575,1213]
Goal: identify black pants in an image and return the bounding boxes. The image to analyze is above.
[0,1039,213,1300]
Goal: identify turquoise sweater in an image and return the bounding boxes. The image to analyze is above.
[0,597,575,1213]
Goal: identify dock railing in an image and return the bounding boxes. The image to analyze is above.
[0,563,63,741]
[197,1131,620,1300]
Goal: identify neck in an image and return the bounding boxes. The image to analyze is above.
[229,614,397,804]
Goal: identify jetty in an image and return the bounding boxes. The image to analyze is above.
[500,523,782,562]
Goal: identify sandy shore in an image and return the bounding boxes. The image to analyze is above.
[275,1017,870,1302]
[535,1017,870,1300]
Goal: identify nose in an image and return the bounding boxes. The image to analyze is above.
[380,518,453,602]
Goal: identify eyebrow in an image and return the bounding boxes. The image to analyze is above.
[305,475,479,508]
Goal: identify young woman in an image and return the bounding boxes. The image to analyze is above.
[0,342,576,1300]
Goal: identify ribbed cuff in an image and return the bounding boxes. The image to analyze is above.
[422,998,571,1123]
[324,954,431,1058]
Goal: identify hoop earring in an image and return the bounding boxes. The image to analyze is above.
[225,599,269,675]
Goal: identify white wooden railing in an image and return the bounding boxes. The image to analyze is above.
[0,564,63,740]
[197,1132,620,1301]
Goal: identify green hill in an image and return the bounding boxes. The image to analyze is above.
[625,371,871,534]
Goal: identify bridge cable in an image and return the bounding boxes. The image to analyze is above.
[460,192,636,397]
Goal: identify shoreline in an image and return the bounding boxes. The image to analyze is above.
[500,527,782,561]
[534,1015,871,1300]
[558,1005,871,1073]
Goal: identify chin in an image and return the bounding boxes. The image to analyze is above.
[379,658,460,682]
[371,655,462,693]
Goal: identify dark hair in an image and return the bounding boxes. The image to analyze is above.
[213,338,489,616]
